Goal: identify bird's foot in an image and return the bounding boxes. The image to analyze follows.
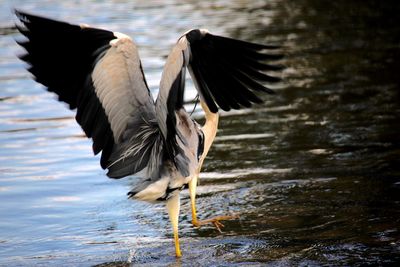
[192,214,239,233]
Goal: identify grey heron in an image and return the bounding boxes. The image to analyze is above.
[15,10,283,257]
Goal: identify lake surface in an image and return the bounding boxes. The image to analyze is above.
[1,0,400,266]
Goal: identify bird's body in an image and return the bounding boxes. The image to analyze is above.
[15,10,282,257]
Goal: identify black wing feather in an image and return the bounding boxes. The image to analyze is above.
[186,30,283,112]
[15,10,115,109]
[189,58,219,113]
[15,10,116,168]
[197,52,239,110]
[196,57,232,110]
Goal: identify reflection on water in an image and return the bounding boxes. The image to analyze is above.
[1,0,400,266]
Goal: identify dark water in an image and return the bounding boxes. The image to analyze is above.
[1,0,400,266]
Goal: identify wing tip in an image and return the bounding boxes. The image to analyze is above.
[14,8,23,18]
[264,87,277,95]
[14,9,34,23]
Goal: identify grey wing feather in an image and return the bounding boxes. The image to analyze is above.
[155,38,193,178]
[93,34,163,178]
[15,10,164,179]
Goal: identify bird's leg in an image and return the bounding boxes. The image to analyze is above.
[188,173,199,226]
[189,174,239,233]
[166,193,182,257]
[189,101,238,232]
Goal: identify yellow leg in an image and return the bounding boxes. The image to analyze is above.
[189,174,239,232]
[166,193,182,257]
[189,102,238,232]
[189,174,199,226]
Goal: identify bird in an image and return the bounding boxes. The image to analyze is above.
[15,10,283,257]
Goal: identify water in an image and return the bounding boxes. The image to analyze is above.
[1,0,400,266]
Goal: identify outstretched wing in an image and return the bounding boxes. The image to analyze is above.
[185,29,283,113]
[15,10,162,178]
[155,37,193,177]
[155,29,282,175]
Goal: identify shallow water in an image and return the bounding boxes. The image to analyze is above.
[1,0,400,266]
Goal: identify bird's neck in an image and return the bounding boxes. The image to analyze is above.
[199,101,219,164]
